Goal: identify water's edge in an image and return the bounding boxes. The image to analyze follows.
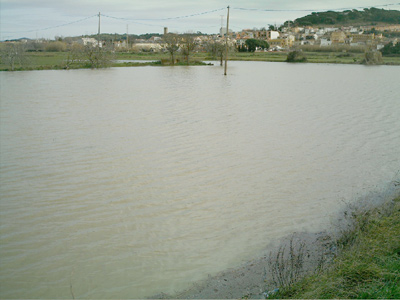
[153,182,400,299]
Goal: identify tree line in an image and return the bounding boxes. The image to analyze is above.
[294,8,400,26]
[380,41,400,55]
[238,39,269,52]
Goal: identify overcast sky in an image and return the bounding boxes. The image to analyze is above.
[1,0,399,40]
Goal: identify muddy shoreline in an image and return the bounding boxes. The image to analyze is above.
[152,231,335,299]
[151,184,399,299]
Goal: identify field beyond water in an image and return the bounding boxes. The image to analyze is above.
[1,50,400,71]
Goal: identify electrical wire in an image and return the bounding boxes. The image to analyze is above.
[102,8,225,22]
[101,14,163,28]
[1,3,399,37]
[233,3,400,13]
[2,15,97,34]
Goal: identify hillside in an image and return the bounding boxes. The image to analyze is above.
[294,7,400,26]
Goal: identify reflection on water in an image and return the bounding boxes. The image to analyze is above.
[1,62,399,298]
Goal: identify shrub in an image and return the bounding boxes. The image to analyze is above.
[45,41,67,52]
[362,50,383,65]
[286,50,307,62]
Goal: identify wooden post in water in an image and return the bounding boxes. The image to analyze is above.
[98,12,101,45]
[126,25,129,51]
[224,6,230,76]
[97,12,101,68]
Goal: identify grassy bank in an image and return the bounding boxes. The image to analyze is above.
[269,196,400,299]
[2,50,400,71]
[0,51,203,71]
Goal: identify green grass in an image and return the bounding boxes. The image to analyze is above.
[382,56,400,65]
[0,51,69,71]
[269,197,400,299]
[301,52,363,64]
[227,52,287,62]
[1,50,400,71]
[114,51,170,61]
[0,51,209,70]
[27,52,68,66]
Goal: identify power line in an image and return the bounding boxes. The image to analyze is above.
[233,2,400,12]
[2,15,97,34]
[100,8,227,29]
[102,8,225,22]
[2,3,399,37]
[101,14,163,27]
[1,7,226,37]
[99,3,400,31]
[98,2,400,24]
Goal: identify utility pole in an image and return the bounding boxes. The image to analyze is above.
[98,12,101,47]
[127,24,129,51]
[224,6,230,76]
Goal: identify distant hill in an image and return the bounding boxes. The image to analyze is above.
[294,7,400,26]
[4,37,31,42]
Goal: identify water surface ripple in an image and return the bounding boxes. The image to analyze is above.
[1,62,399,298]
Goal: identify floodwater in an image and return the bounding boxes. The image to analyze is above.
[1,62,399,298]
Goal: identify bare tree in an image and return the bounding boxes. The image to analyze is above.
[65,43,84,69]
[206,39,225,66]
[64,41,114,69]
[82,43,113,68]
[0,42,29,71]
[163,33,180,65]
[180,34,197,65]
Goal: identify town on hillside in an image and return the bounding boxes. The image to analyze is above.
[233,24,400,51]
[4,23,400,54]
[3,7,400,65]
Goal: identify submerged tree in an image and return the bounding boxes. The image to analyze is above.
[286,50,307,62]
[163,33,180,65]
[362,50,383,65]
[205,39,225,65]
[82,43,114,68]
[180,34,197,65]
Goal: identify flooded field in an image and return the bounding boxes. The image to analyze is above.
[1,62,399,298]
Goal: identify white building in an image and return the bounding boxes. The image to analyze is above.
[267,30,280,40]
[132,43,162,52]
[324,27,339,33]
[320,38,332,47]
[80,37,102,47]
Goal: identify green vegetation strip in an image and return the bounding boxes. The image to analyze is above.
[271,197,400,299]
[2,51,400,71]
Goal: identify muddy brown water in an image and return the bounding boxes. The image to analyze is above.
[1,62,399,298]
